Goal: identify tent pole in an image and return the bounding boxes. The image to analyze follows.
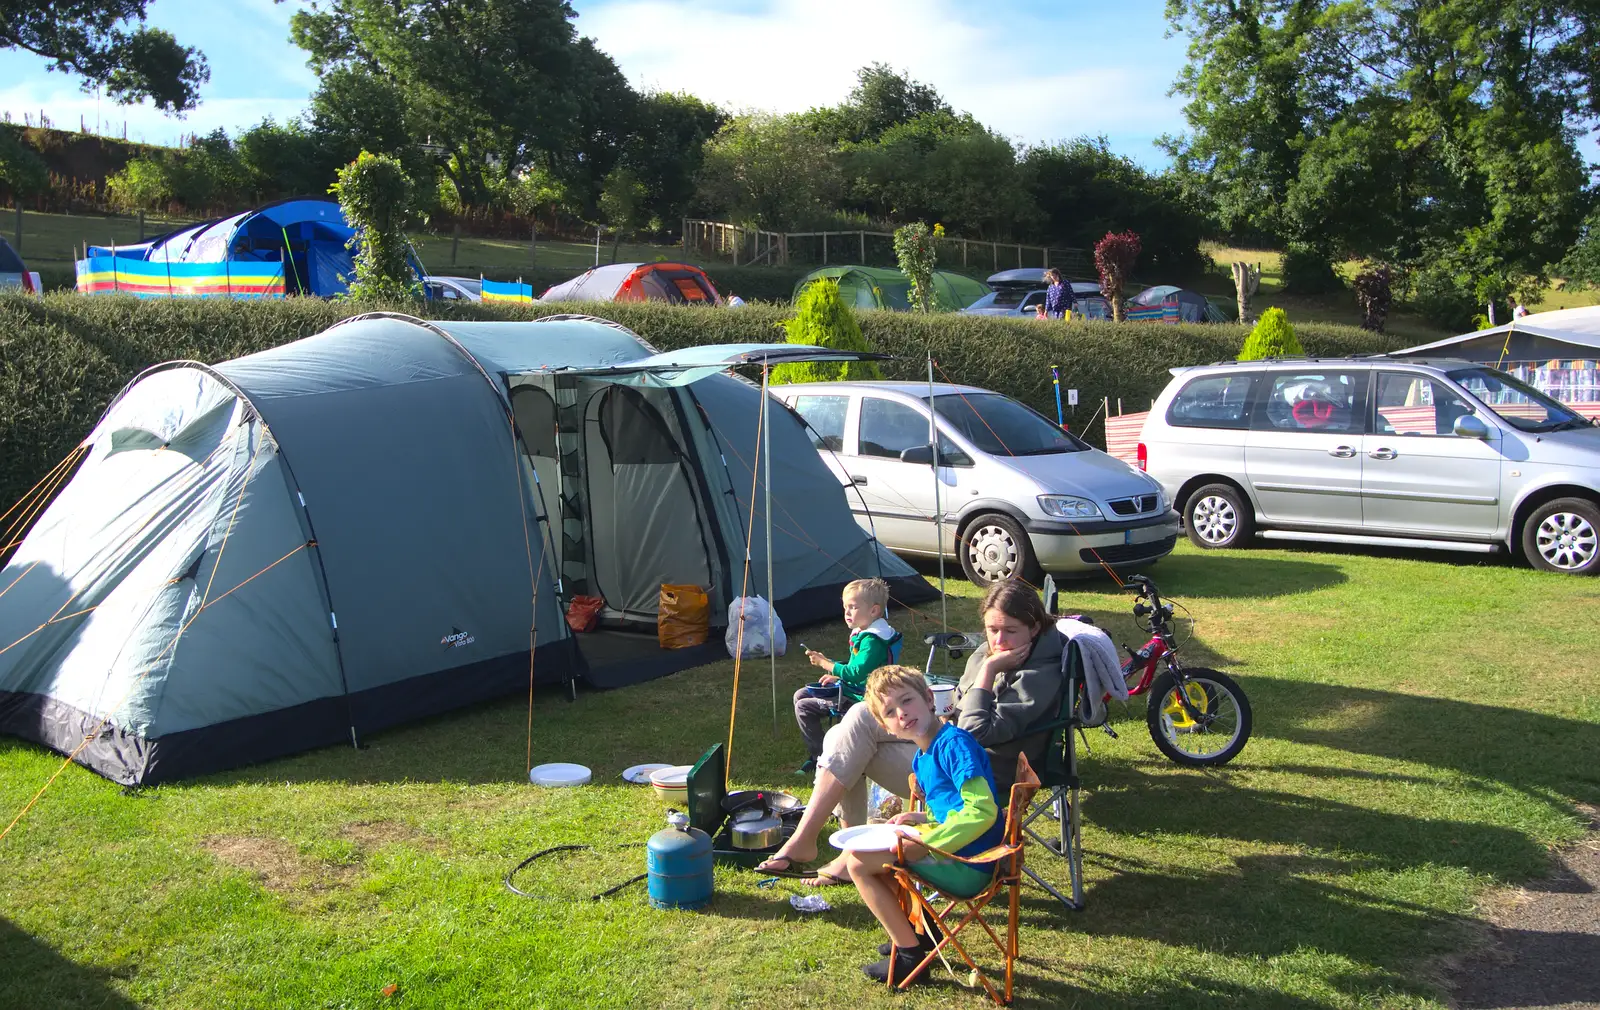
[929,351,948,634]
[762,360,778,735]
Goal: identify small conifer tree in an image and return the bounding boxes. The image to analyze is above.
[1238,307,1304,360]
[771,279,883,384]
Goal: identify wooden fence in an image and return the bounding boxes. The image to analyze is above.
[682,218,1090,276]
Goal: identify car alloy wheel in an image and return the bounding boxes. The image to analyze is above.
[966,522,1021,582]
[1535,510,1598,571]
[1191,494,1238,545]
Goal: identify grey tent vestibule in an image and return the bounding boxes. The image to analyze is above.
[0,314,933,786]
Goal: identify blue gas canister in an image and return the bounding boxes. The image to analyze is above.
[647,811,713,910]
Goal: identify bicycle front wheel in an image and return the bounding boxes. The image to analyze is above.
[1146,668,1252,767]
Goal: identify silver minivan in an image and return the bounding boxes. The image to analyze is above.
[1140,357,1600,574]
[780,381,1180,584]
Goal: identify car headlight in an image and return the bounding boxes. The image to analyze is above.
[1155,488,1168,512]
[1038,495,1102,519]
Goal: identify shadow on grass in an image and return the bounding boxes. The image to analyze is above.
[903,552,1349,600]
[0,916,140,1010]
[1253,678,1600,809]
[1240,535,1522,572]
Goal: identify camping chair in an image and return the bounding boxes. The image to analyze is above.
[1016,637,1086,912]
[887,753,1042,1004]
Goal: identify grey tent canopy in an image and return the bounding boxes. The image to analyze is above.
[0,315,931,786]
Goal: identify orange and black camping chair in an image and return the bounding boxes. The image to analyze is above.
[888,753,1042,1004]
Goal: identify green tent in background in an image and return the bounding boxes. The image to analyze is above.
[791,266,991,312]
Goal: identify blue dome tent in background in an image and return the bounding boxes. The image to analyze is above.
[75,197,418,299]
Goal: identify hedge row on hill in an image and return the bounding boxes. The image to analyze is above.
[0,293,1405,510]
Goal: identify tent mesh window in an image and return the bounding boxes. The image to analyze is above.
[598,387,681,465]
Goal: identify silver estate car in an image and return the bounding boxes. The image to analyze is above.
[780,381,1180,584]
[1140,357,1600,574]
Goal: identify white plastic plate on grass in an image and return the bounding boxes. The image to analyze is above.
[622,763,673,784]
[829,824,918,852]
[528,762,592,787]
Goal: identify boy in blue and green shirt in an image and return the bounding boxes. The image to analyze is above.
[794,578,901,774]
[846,665,1005,986]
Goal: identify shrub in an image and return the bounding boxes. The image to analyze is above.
[1094,231,1141,321]
[105,158,173,212]
[1238,307,1304,360]
[771,279,883,384]
[330,152,418,301]
[892,222,940,313]
[1352,265,1392,332]
[1281,244,1342,295]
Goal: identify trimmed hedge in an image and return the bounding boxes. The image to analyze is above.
[0,293,1407,511]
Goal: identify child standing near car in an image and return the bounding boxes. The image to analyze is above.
[847,665,1005,985]
[793,578,901,774]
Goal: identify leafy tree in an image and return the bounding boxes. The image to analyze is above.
[695,113,841,230]
[2,1,209,111]
[1019,137,1206,274]
[772,279,882,384]
[846,113,1033,239]
[620,91,726,230]
[599,166,647,260]
[1094,231,1142,322]
[1165,0,1596,327]
[305,68,428,195]
[1238,307,1303,359]
[291,0,606,208]
[236,118,332,202]
[537,38,638,219]
[0,124,49,199]
[330,151,417,301]
[1556,206,1600,289]
[893,221,941,313]
[801,63,950,145]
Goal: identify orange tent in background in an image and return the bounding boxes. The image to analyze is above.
[541,262,722,305]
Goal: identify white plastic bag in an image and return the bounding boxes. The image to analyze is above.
[725,596,787,659]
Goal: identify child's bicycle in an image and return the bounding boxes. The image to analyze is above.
[1114,574,1252,767]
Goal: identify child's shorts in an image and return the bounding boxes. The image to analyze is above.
[906,856,997,899]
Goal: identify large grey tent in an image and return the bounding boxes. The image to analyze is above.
[0,314,932,786]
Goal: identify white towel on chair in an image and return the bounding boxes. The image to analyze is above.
[1055,617,1126,727]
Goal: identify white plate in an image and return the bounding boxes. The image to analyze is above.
[528,762,592,787]
[828,823,918,853]
[622,762,674,784]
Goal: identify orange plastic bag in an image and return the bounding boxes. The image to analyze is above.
[658,584,710,649]
[565,595,605,634]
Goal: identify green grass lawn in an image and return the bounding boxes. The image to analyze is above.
[3,541,1596,1009]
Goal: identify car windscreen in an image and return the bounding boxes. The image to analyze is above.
[1447,366,1592,433]
[928,392,1087,455]
[991,288,1039,308]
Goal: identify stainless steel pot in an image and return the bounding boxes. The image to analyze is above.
[730,807,784,850]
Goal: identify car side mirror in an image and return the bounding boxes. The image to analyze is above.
[899,444,935,465]
[1453,414,1490,439]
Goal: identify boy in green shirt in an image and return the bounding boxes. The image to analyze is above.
[793,578,901,774]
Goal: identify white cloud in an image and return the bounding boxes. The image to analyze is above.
[580,0,1185,155]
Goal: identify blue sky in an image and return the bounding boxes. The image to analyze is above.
[0,0,1193,166]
